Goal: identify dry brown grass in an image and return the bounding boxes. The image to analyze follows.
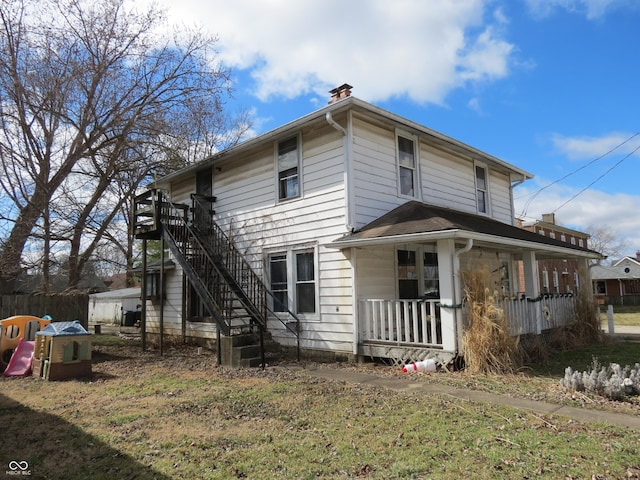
[461,266,522,374]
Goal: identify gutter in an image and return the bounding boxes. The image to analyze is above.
[328,229,601,259]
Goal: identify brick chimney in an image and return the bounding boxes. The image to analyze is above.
[328,83,353,104]
[636,250,640,261]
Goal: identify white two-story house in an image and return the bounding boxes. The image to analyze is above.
[134,85,599,367]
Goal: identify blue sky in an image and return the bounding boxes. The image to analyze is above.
[149,0,640,258]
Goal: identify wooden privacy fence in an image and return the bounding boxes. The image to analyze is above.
[0,294,88,328]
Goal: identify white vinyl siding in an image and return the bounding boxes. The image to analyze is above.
[420,144,476,213]
[351,114,515,227]
[210,119,353,353]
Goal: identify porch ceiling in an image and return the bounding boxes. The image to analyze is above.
[331,201,601,260]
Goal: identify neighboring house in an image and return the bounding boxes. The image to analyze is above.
[88,287,142,326]
[517,213,590,295]
[133,84,600,366]
[592,252,640,306]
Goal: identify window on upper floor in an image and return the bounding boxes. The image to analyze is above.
[397,134,418,198]
[277,136,300,201]
[475,164,489,214]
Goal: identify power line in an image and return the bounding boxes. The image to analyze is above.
[517,130,640,218]
[553,142,640,213]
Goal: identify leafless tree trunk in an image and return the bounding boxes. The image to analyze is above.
[0,0,246,293]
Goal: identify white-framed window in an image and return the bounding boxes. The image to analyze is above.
[475,164,489,214]
[277,135,301,201]
[552,269,559,291]
[145,272,164,302]
[396,132,418,198]
[560,233,566,242]
[396,246,440,299]
[578,238,584,248]
[549,232,556,239]
[268,245,318,317]
[542,268,549,292]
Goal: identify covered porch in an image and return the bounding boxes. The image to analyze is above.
[331,202,600,366]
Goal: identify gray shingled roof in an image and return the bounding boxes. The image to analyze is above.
[333,201,600,258]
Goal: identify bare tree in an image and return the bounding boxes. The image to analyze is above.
[0,0,246,292]
[586,224,629,264]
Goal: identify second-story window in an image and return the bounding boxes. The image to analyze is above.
[397,135,417,197]
[475,164,488,214]
[278,136,300,200]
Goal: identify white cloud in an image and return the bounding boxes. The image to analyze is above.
[148,0,514,104]
[525,0,628,19]
[550,132,640,160]
[514,182,640,256]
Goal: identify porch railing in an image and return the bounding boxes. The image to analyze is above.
[360,294,577,348]
[359,299,443,348]
[500,294,576,336]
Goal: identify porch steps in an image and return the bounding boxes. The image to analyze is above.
[219,331,279,368]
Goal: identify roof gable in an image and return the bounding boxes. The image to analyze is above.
[613,256,640,268]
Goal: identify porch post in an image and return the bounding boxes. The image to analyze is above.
[437,239,457,353]
[521,251,541,333]
[350,247,359,356]
[522,251,540,298]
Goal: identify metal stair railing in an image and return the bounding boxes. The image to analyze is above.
[156,193,240,337]
[190,194,301,349]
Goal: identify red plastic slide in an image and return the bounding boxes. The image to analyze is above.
[3,338,35,377]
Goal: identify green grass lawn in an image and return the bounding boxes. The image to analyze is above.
[599,306,640,326]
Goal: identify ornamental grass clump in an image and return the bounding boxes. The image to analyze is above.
[560,276,603,347]
[561,357,640,401]
[461,266,522,374]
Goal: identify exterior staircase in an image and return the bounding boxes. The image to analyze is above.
[133,190,299,367]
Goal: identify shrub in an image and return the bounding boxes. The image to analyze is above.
[561,357,640,401]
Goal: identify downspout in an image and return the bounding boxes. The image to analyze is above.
[326,111,355,231]
[327,111,359,356]
[453,239,473,354]
[326,111,346,136]
[509,175,526,223]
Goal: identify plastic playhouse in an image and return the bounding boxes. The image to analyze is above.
[32,321,92,381]
[1,315,51,376]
